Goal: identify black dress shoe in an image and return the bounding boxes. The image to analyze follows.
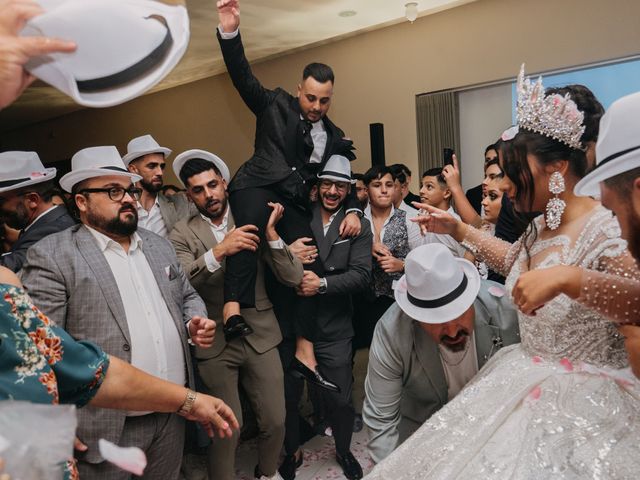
[278,452,303,480]
[223,314,253,342]
[336,451,363,480]
[353,413,363,433]
[290,358,340,393]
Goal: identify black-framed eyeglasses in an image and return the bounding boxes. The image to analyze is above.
[319,179,349,191]
[78,186,142,202]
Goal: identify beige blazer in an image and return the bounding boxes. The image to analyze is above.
[169,209,304,359]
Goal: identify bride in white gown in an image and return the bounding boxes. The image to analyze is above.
[365,68,640,479]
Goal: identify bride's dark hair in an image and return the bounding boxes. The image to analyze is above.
[498,131,588,266]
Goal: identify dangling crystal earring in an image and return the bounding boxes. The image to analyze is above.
[545,171,566,230]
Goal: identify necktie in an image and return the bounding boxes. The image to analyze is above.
[301,119,314,161]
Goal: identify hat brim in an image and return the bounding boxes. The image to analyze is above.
[122,147,172,166]
[394,258,481,324]
[317,173,356,184]
[574,150,640,197]
[22,1,189,108]
[173,150,230,186]
[60,169,142,193]
[0,168,57,193]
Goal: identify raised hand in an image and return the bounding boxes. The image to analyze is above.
[265,202,284,241]
[441,154,463,192]
[213,224,259,261]
[216,0,240,33]
[411,202,463,238]
[289,237,318,264]
[0,0,76,109]
[185,393,240,438]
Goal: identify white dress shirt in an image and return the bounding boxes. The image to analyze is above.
[308,118,327,164]
[86,226,185,414]
[398,201,419,220]
[137,196,168,238]
[422,207,466,258]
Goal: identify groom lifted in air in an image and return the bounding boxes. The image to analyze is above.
[215,0,363,388]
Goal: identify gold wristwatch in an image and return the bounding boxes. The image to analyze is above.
[177,389,197,415]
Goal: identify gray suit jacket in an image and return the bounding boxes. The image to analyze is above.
[362,281,521,463]
[158,191,194,234]
[169,210,304,359]
[309,205,372,341]
[21,224,206,462]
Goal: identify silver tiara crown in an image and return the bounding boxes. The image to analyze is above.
[516,64,585,150]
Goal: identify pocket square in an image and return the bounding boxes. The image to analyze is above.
[165,265,178,280]
[333,239,349,246]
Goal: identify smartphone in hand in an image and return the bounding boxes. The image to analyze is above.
[443,148,454,167]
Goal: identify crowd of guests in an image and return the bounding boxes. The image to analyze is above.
[1,1,640,479]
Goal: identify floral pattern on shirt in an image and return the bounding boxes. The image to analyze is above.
[0,284,110,480]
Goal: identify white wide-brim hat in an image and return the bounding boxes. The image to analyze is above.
[0,151,56,193]
[173,149,230,186]
[575,91,640,197]
[122,134,172,166]
[60,146,142,192]
[318,154,355,184]
[394,244,481,324]
[21,0,190,108]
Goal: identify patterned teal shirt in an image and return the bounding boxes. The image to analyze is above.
[0,283,110,478]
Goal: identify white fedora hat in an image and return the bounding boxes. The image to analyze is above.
[21,0,189,108]
[172,149,230,186]
[122,134,172,166]
[394,244,481,324]
[318,155,355,184]
[0,152,56,193]
[60,146,142,193]
[575,91,640,197]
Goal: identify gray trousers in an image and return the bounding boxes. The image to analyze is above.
[197,341,285,480]
[77,412,185,480]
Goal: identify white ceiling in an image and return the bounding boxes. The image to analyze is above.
[0,0,477,131]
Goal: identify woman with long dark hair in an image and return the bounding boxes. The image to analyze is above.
[365,66,640,479]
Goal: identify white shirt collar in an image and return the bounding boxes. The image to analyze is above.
[85,224,142,253]
[200,206,230,232]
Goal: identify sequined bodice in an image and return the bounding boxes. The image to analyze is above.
[505,207,628,368]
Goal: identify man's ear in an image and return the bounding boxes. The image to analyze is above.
[443,186,452,201]
[127,163,139,175]
[23,192,40,209]
[74,193,88,214]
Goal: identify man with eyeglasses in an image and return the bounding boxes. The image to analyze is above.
[277,155,372,480]
[0,151,76,272]
[21,146,217,479]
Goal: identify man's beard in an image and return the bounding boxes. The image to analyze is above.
[87,205,138,236]
[196,196,227,220]
[321,194,343,213]
[140,178,163,194]
[2,202,30,230]
[440,330,470,353]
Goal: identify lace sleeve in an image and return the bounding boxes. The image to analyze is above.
[578,252,640,325]
[460,225,521,277]
[576,211,640,325]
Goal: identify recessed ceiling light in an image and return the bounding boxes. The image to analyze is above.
[339,10,357,18]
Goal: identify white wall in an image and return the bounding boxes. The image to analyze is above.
[458,83,512,190]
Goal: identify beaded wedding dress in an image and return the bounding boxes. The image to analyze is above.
[366,206,640,479]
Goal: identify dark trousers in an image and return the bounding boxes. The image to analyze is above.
[227,187,320,338]
[279,335,355,456]
[352,294,394,351]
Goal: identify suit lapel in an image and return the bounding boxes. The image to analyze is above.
[75,227,131,343]
[319,208,345,263]
[285,98,302,168]
[413,321,448,404]
[321,117,336,163]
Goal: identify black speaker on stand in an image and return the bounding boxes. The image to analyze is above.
[370,123,385,167]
